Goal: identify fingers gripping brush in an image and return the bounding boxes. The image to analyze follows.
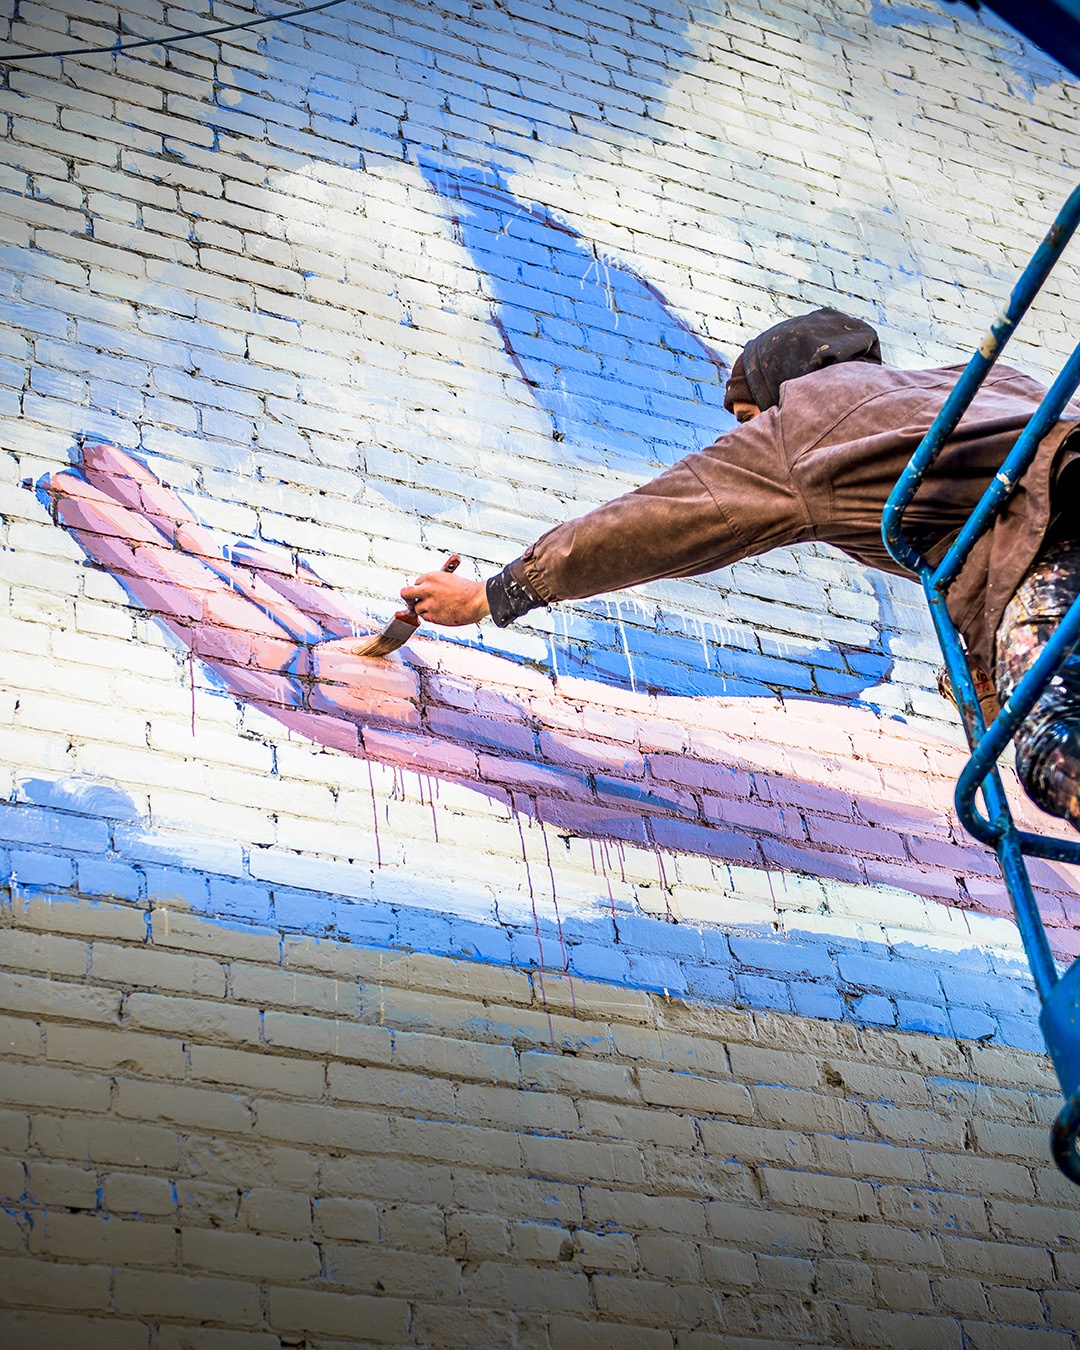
[356,555,461,658]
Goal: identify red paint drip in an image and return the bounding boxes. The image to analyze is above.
[516,814,555,1048]
[596,839,617,922]
[366,758,382,869]
[655,845,673,921]
[541,824,576,1017]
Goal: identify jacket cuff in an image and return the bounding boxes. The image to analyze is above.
[486,559,546,628]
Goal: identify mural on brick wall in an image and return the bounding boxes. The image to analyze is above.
[5,0,1080,1045]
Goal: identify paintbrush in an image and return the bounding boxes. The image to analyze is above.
[356,554,461,658]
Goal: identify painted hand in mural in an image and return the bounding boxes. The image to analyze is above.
[43,441,1080,959]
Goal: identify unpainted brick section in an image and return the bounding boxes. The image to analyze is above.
[0,901,1078,1343]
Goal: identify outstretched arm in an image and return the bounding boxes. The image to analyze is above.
[405,415,789,629]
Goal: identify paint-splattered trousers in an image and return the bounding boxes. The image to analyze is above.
[995,527,1080,828]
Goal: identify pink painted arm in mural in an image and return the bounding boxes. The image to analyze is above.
[42,443,1080,958]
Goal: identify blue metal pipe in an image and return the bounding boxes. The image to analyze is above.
[933,343,1080,591]
[919,569,1062,1002]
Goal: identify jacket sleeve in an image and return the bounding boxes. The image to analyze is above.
[508,414,806,618]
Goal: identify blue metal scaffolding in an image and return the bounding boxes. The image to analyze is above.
[883,186,1080,1183]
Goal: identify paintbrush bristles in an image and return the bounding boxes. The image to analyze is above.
[355,614,419,659]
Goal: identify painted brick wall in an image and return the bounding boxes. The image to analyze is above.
[3,0,1080,1342]
[4,895,1080,1348]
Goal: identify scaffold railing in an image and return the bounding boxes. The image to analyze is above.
[882,183,1080,1184]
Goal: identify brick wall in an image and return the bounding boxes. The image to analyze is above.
[4,0,1080,1341]
[4,894,1080,1348]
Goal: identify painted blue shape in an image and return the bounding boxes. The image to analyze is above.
[735,972,791,1011]
[568,942,633,984]
[420,160,732,473]
[78,859,142,901]
[837,949,943,1002]
[9,850,74,891]
[0,784,1051,1053]
[274,888,336,932]
[448,918,514,964]
[729,934,835,979]
[790,981,846,1021]
[948,1006,999,1041]
[207,878,272,925]
[683,962,737,1002]
[334,903,396,947]
[140,865,210,910]
[870,0,1068,99]
[852,993,897,1025]
[0,801,110,854]
[895,999,952,1037]
[996,1014,1047,1053]
[624,951,689,995]
[617,914,708,961]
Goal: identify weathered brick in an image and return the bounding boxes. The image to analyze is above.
[182,1226,321,1280]
[103,1172,177,1217]
[238,1187,311,1236]
[760,1167,877,1219]
[0,1254,112,1310]
[123,992,260,1044]
[188,1044,325,1098]
[0,972,121,1025]
[32,1104,178,1175]
[262,1010,393,1063]
[0,1312,147,1349]
[267,1287,410,1341]
[0,1061,112,1113]
[637,1067,753,1116]
[24,1160,97,1210]
[705,1202,823,1255]
[91,942,227,998]
[116,1079,254,1134]
[30,1211,177,1266]
[45,1023,187,1078]
[314,1195,379,1242]
[255,1098,392,1153]
[0,1013,41,1058]
[113,1268,261,1324]
[843,1305,963,1350]
[545,1317,675,1349]
[328,1061,455,1116]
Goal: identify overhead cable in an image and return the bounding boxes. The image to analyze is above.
[0,0,349,63]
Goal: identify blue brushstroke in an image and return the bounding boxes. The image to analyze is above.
[420,160,733,472]
[416,163,897,702]
[1,779,1045,1052]
[870,0,1068,99]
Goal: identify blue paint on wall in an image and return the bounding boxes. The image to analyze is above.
[420,160,733,473]
[1,780,1045,1055]
[870,0,1068,99]
[414,165,898,703]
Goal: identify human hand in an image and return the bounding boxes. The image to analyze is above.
[401,568,490,627]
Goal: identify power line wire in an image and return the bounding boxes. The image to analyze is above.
[0,0,349,63]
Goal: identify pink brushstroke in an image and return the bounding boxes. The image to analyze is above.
[43,442,1080,956]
